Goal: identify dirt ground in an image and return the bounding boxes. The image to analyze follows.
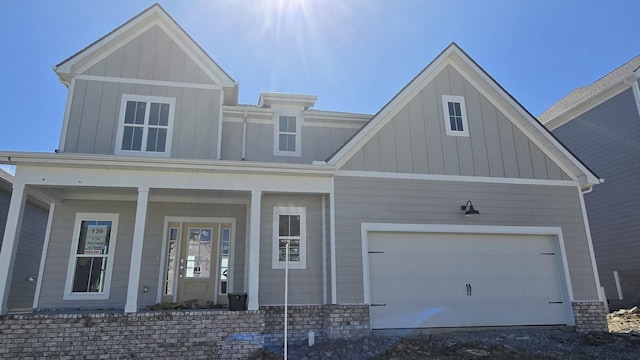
[251,308,640,359]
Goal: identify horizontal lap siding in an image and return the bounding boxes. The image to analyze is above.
[334,176,597,303]
[39,200,136,309]
[259,194,323,305]
[552,88,640,301]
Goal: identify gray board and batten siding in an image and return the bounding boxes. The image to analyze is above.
[343,64,571,181]
[37,199,247,310]
[333,176,598,304]
[259,194,324,305]
[552,86,640,309]
[0,181,49,312]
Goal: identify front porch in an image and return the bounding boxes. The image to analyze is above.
[0,159,335,315]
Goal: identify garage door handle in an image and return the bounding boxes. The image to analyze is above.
[370,304,387,307]
[548,301,563,304]
[368,251,384,254]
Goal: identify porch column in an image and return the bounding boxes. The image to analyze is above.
[0,184,27,315]
[125,187,149,313]
[247,190,262,310]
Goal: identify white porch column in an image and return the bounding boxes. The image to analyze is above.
[0,184,27,315]
[125,187,149,313]
[247,190,262,310]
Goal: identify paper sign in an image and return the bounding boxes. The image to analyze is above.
[84,225,108,254]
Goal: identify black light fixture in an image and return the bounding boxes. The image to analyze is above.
[461,200,479,216]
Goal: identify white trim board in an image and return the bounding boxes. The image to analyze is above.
[74,74,221,90]
[336,170,578,187]
[360,223,576,319]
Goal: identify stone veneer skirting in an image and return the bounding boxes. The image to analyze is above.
[0,304,369,359]
[0,302,609,358]
[572,301,609,332]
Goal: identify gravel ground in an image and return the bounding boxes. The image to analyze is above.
[250,308,640,359]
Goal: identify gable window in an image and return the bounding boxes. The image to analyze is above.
[116,95,175,156]
[274,113,301,156]
[272,207,306,269]
[64,213,119,300]
[442,95,469,137]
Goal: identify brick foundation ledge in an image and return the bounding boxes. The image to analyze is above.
[572,301,608,332]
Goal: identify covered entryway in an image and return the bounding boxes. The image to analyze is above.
[367,228,572,329]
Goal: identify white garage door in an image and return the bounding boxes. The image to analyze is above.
[368,232,569,329]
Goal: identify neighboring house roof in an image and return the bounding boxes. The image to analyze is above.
[0,169,13,191]
[54,3,238,103]
[539,54,640,129]
[327,42,601,187]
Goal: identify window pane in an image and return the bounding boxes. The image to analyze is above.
[149,103,160,126]
[132,127,143,150]
[156,128,167,152]
[454,102,462,117]
[122,127,134,150]
[286,134,296,151]
[287,117,296,132]
[279,134,288,151]
[448,102,455,116]
[221,228,230,256]
[279,215,290,236]
[77,221,111,255]
[185,228,212,278]
[135,102,146,124]
[147,128,158,152]
[450,117,457,131]
[160,104,170,126]
[279,116,288,131]
[72,257,106,293]
[124,101,137,124]
[456,117,464,131]
[289,215,300,236]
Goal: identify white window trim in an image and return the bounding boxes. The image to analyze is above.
[114,94,176,157]
[442,95,469,137]
[273,111,302,157]
[64,213,119,300]
[272,207,306,269]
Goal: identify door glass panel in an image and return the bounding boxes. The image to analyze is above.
[186,228,212,278]
[164,227,179,296]
[219,228,231,294]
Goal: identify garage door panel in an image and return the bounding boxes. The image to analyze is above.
[369,232,569,329]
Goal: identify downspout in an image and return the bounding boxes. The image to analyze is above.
[241,110,248,161]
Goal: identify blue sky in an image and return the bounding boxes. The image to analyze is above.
[1,0,639,175]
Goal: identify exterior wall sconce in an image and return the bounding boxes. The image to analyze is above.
[461,200,480,216]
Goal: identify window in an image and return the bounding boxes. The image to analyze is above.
[274,113,301,156]
[442,95,469,137]
[272,207,306,269]
[115,95,175,156]
[64,213,119,300]
[185,228,213,278]
[164,227,179,296]
[219,227,231,295]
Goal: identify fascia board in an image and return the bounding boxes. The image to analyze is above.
[450,52,600,186]
[54,5,235,88]
[542,80,633,131]
[0,152,335,177]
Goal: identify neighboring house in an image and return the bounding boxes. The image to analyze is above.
[0,4,606,332]
[0,169,49,313]
[540,55,640,311]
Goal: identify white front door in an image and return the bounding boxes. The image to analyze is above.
[368,232,569,329]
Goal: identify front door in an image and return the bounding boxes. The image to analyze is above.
[177,223,219,302]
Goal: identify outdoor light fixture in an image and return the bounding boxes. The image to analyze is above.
[461,200,479,216]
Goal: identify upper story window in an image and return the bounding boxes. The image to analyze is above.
[274,113,301,157]
[272,207,306,269]
[442,95,469,137]
[115,95,176,156]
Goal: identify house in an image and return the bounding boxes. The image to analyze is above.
[539,55,640,311]
[0,169,49,313]
[0,4,607,334]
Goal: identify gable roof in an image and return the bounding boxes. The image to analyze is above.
[539,54,640,129]
[327,42,601,187]
[53,3,238,103]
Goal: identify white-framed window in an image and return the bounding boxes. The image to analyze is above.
[442,95,469,137]
[272,207,306,269]
[274,112,301,156]
[115,94,176,156]
[64,213,119,300]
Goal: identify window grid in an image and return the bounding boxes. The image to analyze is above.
[117,95,175,156]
